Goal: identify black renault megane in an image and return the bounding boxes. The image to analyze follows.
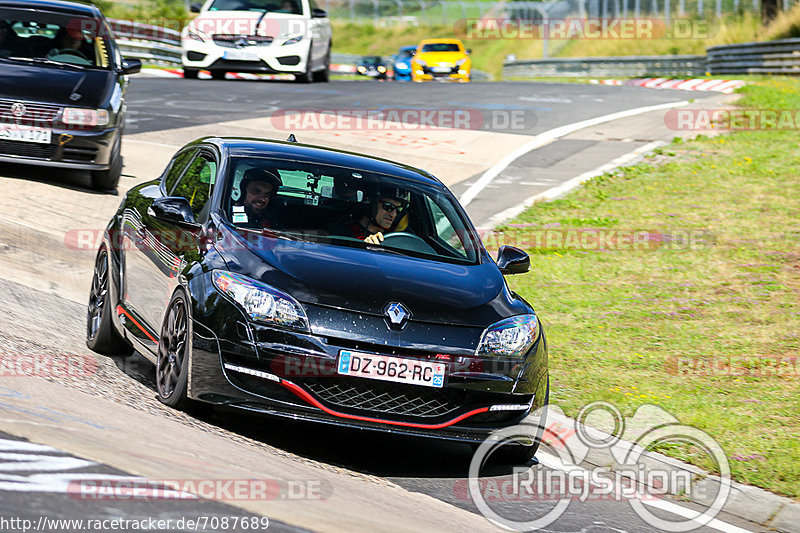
[86,137,549,461]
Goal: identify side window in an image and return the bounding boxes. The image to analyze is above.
[171,152,218,221]
[425,196,467,258]
[162,149,197,195]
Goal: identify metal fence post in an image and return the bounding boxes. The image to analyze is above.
[665,0,670,22]
[716,0,721,17]
[679,0,685,16]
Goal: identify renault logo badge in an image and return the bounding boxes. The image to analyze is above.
[384,302,410,328]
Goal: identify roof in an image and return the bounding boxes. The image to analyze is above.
[199,137,445,188]
[418,38,464,45]
[0,0,101,16]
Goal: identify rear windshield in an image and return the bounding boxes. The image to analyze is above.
[421,43,461,53]
[223,157,481,264]
[0,9,112,69]
[208,0,303,14]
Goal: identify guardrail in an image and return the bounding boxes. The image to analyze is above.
[503,55,706,78]
[706,38,800,75]
[503,38,800,78]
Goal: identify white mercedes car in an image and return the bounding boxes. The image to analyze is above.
[181,0,332,82]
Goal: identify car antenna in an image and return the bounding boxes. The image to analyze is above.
[287,134,297,143]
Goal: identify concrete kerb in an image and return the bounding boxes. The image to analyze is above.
[536,411,797,532]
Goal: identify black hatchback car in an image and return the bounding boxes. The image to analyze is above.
[87,137,549,461]
[0,0,141,190]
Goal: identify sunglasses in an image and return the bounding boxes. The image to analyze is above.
[380,201,403,213]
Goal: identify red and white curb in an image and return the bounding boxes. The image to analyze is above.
[137,64,355,79]
[591,78,745,93]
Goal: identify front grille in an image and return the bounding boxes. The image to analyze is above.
[0,99,61,127]
[0,139,56,159]
[305,379,467,418]
[212,34,273,48]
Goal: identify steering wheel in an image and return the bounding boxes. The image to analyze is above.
[380,232,436,254]
[56,48,88,59]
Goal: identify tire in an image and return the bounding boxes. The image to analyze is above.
[312,47,330,82]
[211,71,226,80]
[90,141,122,191]
[294,48,313,83]
[86,247,133,356]
[156,290,192,410]
[183,68,198,79]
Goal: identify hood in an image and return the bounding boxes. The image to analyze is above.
[215,224,527,327]
[415,51,468,66]
[0,61,112,108]
[189,10,308,37]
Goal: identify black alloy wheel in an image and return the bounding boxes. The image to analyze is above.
[86,247,132,355]
[156,291,191,409]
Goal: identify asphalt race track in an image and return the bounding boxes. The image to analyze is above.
[0,77,763,532]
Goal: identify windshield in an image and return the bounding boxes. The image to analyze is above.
[0,9,112,69]
[223,157,481,264]
[421,43,461,53]
[208,0,303,14]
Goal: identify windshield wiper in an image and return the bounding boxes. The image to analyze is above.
[8,56,87,69]
[254,8,271,36]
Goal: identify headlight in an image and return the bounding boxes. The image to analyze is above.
[377,65,386,73]
[455,57,467,66]
[476,315,539,358]
[61,108,109,127]
[395,61,408,69]
[282,34,303,45]
[212,271,309,331]
[414,59,427,67]
[186,27,206,42]
[357,65,366,73]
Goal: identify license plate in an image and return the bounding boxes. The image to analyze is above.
[337,350,445,388]
[0,125,51,144]
[432,66,451,73]
[223,49,258,61]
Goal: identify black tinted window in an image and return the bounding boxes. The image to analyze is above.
[163,149,197,195]
[172,152,218,220]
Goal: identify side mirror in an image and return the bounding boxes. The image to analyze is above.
[311,8,328,17]
[121,57,141,75]
[190,3,202,12]
[496,245,530,275]
[148,197,200,228]
[466,48,472,55]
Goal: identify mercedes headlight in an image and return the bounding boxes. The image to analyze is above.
[212,271,309,331]
[476,315,539,358]
[186,26,207,42]
[282,34,303,45]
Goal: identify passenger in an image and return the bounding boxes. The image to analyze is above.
[233,168,283,229]
[48,27,85,58]
[333,187,408,245]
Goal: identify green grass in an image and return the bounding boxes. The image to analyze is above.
[494,78,800,497]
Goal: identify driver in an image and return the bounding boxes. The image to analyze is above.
[233,168,283,229]
[336,186,409,244]
[48,27,85,57]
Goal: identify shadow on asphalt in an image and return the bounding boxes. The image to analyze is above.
[0,162,116,195]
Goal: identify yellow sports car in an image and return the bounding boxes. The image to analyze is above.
[411,38,471,82]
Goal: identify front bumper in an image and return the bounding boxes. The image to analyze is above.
[0,126,119,170]
[412,66,470,82]
[187,296,549,442]
[182,38,311,74]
